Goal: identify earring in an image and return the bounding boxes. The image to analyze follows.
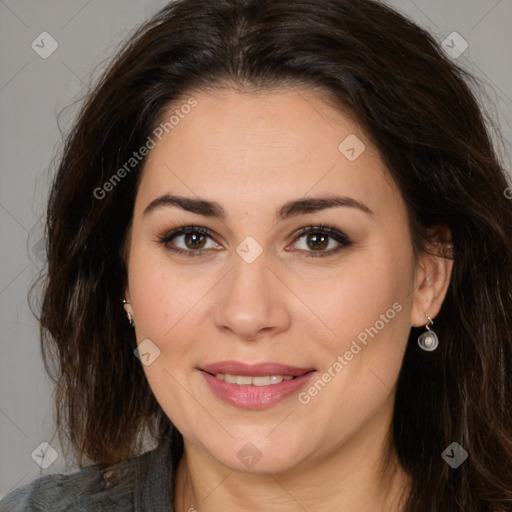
[417,313,438,351]
[122,299,135,327]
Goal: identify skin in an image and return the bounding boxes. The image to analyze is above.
[123,87,453,512]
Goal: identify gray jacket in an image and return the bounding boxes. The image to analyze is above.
[0,436,176,511]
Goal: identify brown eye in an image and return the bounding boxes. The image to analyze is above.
[289,225,352,258]
[183,232,207,250]
[305,232,330,251]
[158,226,220,256]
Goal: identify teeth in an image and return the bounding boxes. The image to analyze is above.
[215,374,295,386]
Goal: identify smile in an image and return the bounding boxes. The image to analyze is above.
[214,373,295,386]
[199,367,315,410]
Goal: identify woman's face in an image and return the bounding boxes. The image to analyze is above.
[124,87,446,473]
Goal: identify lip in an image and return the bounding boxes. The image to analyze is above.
[198,361,316,410]
[200,360,314,377]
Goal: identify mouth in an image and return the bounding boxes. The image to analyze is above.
[198,361,316,409]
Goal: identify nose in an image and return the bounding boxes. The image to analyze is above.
[213,249,292,341]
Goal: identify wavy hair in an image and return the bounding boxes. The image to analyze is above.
[32,0,512,510]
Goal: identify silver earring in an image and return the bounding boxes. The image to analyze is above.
[417,313,438,351]
[122,299,135,327]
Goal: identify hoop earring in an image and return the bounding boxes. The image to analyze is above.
[417,313,438,351]
[122,299,135,327]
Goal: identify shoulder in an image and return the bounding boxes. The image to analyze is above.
[0,460,137,512]
[0,434,177,512]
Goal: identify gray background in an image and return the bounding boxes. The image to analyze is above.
[1,0,511,499]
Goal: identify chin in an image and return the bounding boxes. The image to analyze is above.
[204,435,310,475]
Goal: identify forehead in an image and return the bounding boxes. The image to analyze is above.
[135,88,402,218]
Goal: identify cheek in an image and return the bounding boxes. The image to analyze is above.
[128,241,205,332]
[305,247,412,412]
[307,246,411,354]
[127,248,208,432]
[300,271,410,447]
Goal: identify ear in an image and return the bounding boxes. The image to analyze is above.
[410,224,454,327]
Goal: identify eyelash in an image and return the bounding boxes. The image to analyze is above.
[157,224,352,259]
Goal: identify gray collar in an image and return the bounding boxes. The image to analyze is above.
[135,434,174,511]
[99,433,179,511]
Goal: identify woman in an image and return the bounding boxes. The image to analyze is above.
[1,0,511,510]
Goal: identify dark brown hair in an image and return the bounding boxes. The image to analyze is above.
[33,0,512,510]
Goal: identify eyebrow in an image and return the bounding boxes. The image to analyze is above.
[143,193,374,222]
